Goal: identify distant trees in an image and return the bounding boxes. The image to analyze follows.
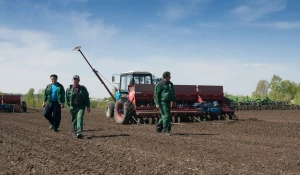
[6,75,300,108]
[36,89,45,107]
[252,80,270,99]
[250,74,300,104]
[21,87,117,108]
[25,88,36,107]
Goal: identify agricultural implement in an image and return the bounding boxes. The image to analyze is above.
[225,97,300,110]
[0,94,27,113]
[73,46,237,124]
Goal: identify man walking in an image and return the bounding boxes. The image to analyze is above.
[42,74,65,132]
[65,75,90,139]
[154,71,176,136]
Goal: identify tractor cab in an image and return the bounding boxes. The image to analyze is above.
[112,71,155,101]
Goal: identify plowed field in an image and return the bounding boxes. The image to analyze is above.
[1,109,300,175]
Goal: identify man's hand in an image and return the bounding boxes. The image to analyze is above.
[87,107,91,113]
[61,104,64,108]
[42,102,45,108]
[171,102,176,108]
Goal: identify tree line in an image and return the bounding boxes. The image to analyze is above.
[0,88,116,108]
[1,74,300,107]
[225,74,300,105]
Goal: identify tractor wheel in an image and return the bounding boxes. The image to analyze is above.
[105,102,114,118]
[114,99,134,124]
[22,101,27,112]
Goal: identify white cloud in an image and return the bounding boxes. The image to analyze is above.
[30,7,118,47]
[231,0,287,22]
[0,26,298,98]
[242,63,267,68]
[1,3,299,98]
[158,0,214,22]
[214,48,225,53]
[68,12,118,42]
[146,24,192,35]
[253,21,300,29]
[56,0,88,5]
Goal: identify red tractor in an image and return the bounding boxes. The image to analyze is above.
[73,46,237,125]
[105,71,237,124]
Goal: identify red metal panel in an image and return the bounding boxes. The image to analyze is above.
[135,109,202,114]
[198,85,223,94]
[2,95,21,104]
[134,84,155,94]
[174,85,197,95]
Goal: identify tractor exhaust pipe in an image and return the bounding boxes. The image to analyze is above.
[73,46,116,102]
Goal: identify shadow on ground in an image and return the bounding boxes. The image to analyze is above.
[86,134,130,139]
[172,133,218,136]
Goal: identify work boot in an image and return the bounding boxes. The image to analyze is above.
[76,133,83,139]
[155,130,162,134]
[164,132,171,136]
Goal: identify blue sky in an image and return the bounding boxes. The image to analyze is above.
[0,0,299,99]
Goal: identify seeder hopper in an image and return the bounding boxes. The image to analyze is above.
[0,94,27,113]
[73,46,237,124]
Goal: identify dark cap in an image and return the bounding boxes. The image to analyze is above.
[73,75,80,79]
[50,74,58,78]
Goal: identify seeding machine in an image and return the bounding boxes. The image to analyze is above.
[0,94,27,113]
[225,97,300,111]
[73,46,237,124]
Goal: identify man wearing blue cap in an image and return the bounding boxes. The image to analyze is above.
[43,74,65,132]
[66,75,90,139]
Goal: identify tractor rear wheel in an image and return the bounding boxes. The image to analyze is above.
[105,102,114,118]
[114,99,134,124]
[22,101,27,112]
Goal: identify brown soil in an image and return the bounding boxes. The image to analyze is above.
[1,109,300,175]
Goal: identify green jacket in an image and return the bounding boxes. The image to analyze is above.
[65,84,90,108]
[43,82,65,104]
[154,80,176,106]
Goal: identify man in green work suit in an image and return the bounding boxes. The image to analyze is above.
[154,71,176,136]
[42,74,65,132]
[65,75,91,139]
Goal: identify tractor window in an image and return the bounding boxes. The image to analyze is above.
[139,77,145,84]
[120,76,127,91]
[145,76,151,84]
[127,75,133,85]
[134,77,139,84]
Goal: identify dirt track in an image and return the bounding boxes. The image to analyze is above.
[1,108,300,175]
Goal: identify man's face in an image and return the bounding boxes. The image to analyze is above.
[51,76,57,84]
[165,75,171,82]
[73,78,80,86]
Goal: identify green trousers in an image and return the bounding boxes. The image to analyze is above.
[156,102,171,133]
[69,106,85,135]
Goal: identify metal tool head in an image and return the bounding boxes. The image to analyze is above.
[73,46,81,52]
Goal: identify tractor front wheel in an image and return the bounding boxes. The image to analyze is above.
[114,99,134,124]
[105,102,114,118]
